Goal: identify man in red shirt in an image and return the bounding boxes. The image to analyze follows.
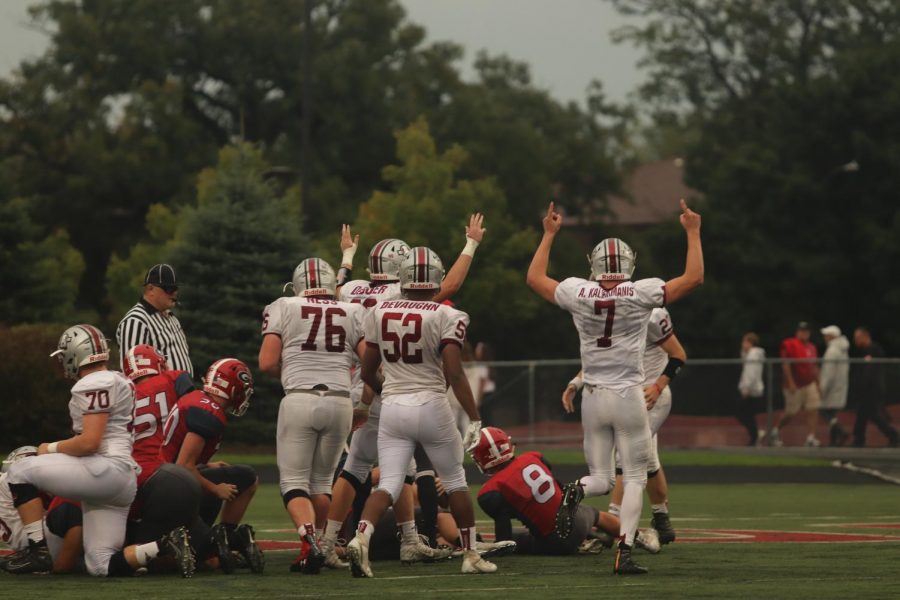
[769,322,822,446]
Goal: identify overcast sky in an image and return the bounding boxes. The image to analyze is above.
[0,0,646,105]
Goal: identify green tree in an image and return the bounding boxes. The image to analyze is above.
[164,143,309,408]
[352,118,545,356]
[613,0,900,354]
[0,197,85,324]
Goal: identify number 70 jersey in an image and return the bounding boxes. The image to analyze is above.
[554,277,666,391]
[364,300,469,398]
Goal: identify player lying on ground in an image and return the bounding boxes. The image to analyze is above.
[3,325,193,577]
[346,247,497,577]
[471,427,659,557]
[562,306,686,545]
[159,358,264,574]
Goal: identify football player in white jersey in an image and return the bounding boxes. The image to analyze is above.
[3,324,193,577]
[320,215,485,567]
[259,257,367,574]
[527,200,703,575]
[346,247,498,578]
[0,447,37,559]
[563,307,686,546]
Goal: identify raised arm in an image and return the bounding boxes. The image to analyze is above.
[526,202,563,304]
[664,199,704,304]
[335,224,360,295]
[434,213,486,303]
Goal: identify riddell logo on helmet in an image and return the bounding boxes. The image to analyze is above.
[406,282,437,289]
[302,287,330,297]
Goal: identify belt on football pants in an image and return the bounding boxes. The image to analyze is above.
[285,387,350,399]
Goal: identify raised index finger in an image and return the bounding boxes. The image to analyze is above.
[546,201,555,218]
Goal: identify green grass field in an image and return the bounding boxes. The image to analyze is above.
[3,468,900,599]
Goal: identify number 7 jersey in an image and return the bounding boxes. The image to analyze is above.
[554,277,666,391]
[364,300,469,399]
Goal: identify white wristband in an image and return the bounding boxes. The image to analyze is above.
[461,237,480,257]
[568,376,584,392]
[47,442,59,454]
[341,247,357,268]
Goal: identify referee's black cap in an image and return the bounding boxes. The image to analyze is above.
[145,264,178,291]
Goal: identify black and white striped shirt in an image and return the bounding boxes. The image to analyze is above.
[116,298,194,377]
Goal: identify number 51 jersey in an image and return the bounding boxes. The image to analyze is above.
[364,300,469,399]
[554,277,666,391]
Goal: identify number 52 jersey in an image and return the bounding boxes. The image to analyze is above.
[363,300,469,399]
[554,277,666,391]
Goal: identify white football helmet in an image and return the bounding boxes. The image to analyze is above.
[367,238,411,281]
[400,247,445,291]
[50,324,110,380]
[291,258,337,297]
[1,446,38,474]
[588,238,636,281]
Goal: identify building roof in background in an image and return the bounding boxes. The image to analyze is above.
[563,159,703,227]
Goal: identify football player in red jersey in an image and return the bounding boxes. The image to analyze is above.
[473,427,658,557]
[159,358,264,574]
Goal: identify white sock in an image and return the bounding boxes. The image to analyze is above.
[356,520,374,544]
[580,475,612,497]
[299,523,316,540]
[134,542,160,566]
[316,527,324,540]
[459,526,476,551]
[398,520,418,545]
[23,520,44,543]
[322,519,342,548]
[608,503,621,517]
[619,482,644,547]
[651,503,668,514]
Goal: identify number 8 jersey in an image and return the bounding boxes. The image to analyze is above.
[554,277,666,391]
[364,300,469,400]
[262,296,365,392]
[477,451,562,537]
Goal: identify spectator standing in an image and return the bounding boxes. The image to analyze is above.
[735,332,765,446]
[116,264,193,377]
[851,327,898,447]
[769,322,821,447]
[819,325,850,447]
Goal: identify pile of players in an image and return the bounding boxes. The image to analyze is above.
[1,199,702,578]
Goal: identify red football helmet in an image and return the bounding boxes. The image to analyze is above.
[203,358,254,417]
[470,427,515,473]
[123,344,168,381]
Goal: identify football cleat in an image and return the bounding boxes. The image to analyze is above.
[556,480,585,538]
[302,532,324,575]
[323,546,349,569]
[635,528,661,554]
[461,549,497,574]
[159,526,196,579]
[232,524,265,574]
[451,539,517,559]
[400,537,452,564]
[651,512,676,545]
[209,524,236,574]
[577,538,607,555]
[347,535,373,578]
[3,539,52,574]
[613,542,648,575]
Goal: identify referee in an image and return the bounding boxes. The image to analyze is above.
[116,263,193,377]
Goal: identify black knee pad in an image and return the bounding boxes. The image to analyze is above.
[106,551,134,577]
[614,467,623,476]
[198,464,258,495]
[282,488,310,508]
[647,469,660,479]
[339,470,363,492]
[404,475,415,485]
[8,483,39,508]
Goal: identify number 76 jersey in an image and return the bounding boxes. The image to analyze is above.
[364,300,469,399]
[554,277,666,391]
